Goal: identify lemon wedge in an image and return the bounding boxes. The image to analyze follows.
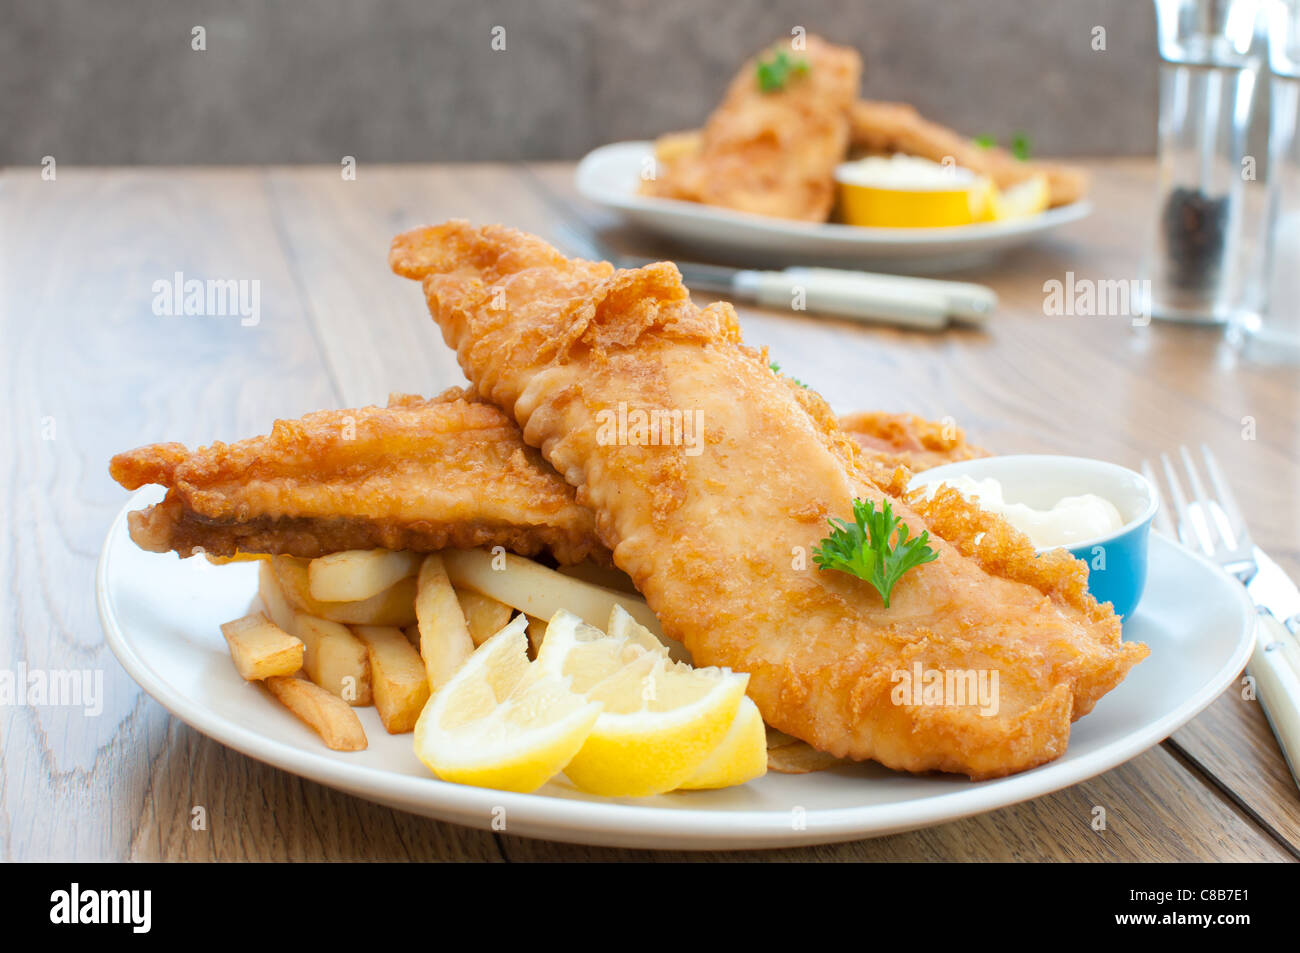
[540,606,760,795]
[990,173,1049,221]
[533,608,744,797]
[562,654,748,797]
[412,615,600,793]
[677,695,768,790]
[535,607,666,688]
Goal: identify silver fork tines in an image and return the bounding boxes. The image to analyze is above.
[1144,445,1258,583]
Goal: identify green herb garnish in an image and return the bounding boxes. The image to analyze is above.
[973,132,1031,160]
[812,498,939,608]
[756,50,809,93]
[769,360,808,389]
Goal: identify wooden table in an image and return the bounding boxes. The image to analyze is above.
[4,159,1297,862]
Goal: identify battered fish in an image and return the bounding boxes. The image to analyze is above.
[111,389,985,562]
[390,221,1146,779]
[641,35,861,221]
[110,390,605,565]
[849,99,1089,209]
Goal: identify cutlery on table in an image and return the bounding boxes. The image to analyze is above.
[1143,445,1300,791]
[551,222,996,331]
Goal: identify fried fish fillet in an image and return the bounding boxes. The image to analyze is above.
[110,390,606,565]
[839,410,988,472]
[390,221,1145,779]
[641,35,861,221]
[110,389,985,562]
[849,99,1089,208]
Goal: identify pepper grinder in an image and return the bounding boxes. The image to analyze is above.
[1146,0,1265,323]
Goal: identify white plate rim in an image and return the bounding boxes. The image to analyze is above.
[96,490,1254,849]
[574,140,1093,246]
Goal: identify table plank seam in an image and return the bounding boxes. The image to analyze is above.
[1163,737,1300,860]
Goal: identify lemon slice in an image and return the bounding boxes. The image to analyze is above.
[412,615,600,793]
[564,653,749,797]
[535,608,665,689]
[990,173,1049,221]
[539,606,755,796]
[677,695,768,790]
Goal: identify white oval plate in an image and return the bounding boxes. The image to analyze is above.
[98,488,1252,850]
[575,141,1093,272]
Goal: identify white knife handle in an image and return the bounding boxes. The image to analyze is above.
[785,267,997,324]
[737,270,949,330]
[1250,612,1300,791]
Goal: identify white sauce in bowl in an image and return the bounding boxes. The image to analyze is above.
[835,154,977,190]
[930,476,1125,549]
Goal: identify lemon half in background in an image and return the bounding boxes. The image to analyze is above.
[989,173,1050,222]
[835,155,1045,228]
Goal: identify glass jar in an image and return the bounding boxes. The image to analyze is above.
[1146,0,1265,323]
[1237,0,1300,361]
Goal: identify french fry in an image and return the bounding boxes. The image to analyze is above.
[351,625,430,733]
[271,555,418,627]
[442,548,663,638]
[258,560,300,636]
[556,561,639,593]
[415,554,476,690]
[265,675,367,751]
[296,612,372,706]
[220,612,304,681]
[456,589,516,646]
[308,549,422,602]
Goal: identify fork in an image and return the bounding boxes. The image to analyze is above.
[1143,445,1300,790]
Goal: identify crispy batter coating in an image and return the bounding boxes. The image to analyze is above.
[111,388,980,563]
[839,409,988,472]
[641,35,861,221]
[848,99,1090,208]
[110,390,607,564]
[390,220,1146,779]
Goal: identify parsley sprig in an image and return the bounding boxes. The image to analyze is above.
[756,50,809,93]
[769,360,809,389]
[812,498,939,608]
[973,131,1032,160]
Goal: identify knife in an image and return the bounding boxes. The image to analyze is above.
[1245,547,1300,789]
[551,221,996,330]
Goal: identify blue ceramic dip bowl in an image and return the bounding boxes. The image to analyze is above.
[909,455,1159,619]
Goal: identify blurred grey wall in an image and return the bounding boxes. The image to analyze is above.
[1,0,1159,164]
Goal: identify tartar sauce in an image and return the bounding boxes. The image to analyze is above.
[932,476,1125,548]
[835,154,978,190]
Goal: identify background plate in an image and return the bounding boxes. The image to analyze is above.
[575,140,1093,272]
[98,488,1252,850]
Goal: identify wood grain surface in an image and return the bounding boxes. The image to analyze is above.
[1,159,1296,861]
